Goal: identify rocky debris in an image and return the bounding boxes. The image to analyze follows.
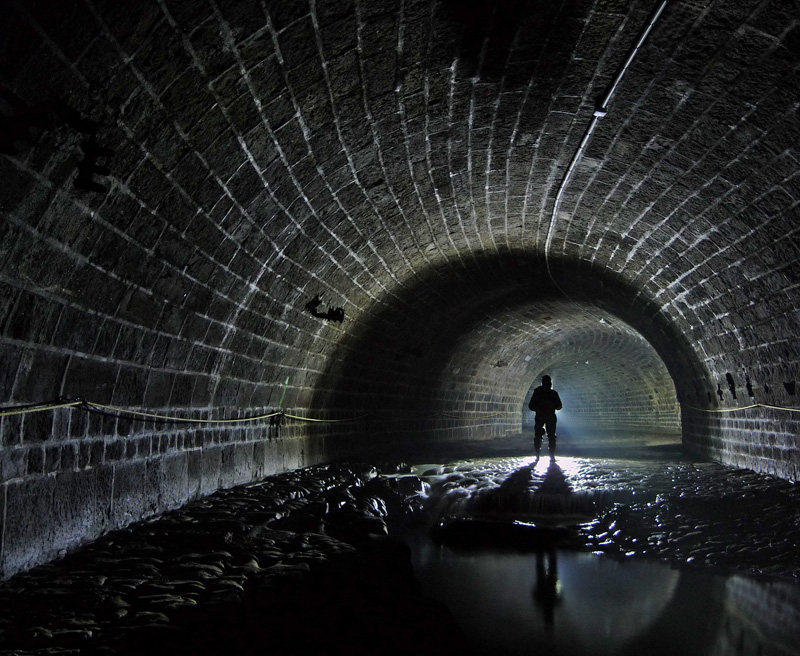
[0,462,462,656]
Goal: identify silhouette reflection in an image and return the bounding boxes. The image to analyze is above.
[533,548,561,630]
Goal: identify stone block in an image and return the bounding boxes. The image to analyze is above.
[0,485,4,567]
[1,476,55,577]
[303,434,327,467]
[44,445,61,473]
[14,351,69,405]
[68,410,88,440]
[111,460,147,529]
[104,439,125,462]
[144,457,163,515]
[22,410,53,444]
[280,437,305,472]
[187,448,202,499]
[52,408,71,441]
[262,439,279,477]
[252,440,267,480]
[144,370,174,407]
[26,446,44,474]
[0,340,22,399]
[60,444,77,471]
[233,442,254,485]
[200,446,221,496]
[219,444,236,488]
[160,452,188,511]
[53,467,113,551]
[1,415,22,447]
[62,357,119,405]
[1,447,27,482]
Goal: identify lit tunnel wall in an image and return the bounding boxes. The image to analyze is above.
[1,0,799,578]
[521,330,681,438]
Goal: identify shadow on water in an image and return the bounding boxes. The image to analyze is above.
[425,457,640,552]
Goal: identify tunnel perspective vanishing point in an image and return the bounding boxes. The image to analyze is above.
[1,0,799,579]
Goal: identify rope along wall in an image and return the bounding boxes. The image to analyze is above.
[0,399,506,424]
[1,399,798,427]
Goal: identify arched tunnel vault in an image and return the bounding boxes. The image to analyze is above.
[1,0,799,578]
[308,253,689,456]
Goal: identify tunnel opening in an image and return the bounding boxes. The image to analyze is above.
[309,250,698,462]
[520,330,682,456]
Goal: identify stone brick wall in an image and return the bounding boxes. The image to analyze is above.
[0,401,331,575]
[1,0,798,578]
[719,577,800,654]
[683,405,800,480]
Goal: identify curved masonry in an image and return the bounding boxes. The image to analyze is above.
[0,0,798,577]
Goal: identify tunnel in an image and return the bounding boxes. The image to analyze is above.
[1,0,799,652]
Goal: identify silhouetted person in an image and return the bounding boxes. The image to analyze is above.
[528,375,562,459]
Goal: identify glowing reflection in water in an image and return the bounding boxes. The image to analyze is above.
[409,539,800,656]
[409,541,680,656]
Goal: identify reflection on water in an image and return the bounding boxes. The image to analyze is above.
[533,548,559,630]
[409,539,800,656]
[401,454,800,655]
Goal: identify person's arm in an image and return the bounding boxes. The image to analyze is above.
[554,392,562,411]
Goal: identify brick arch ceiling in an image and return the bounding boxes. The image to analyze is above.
[1,0,799,480]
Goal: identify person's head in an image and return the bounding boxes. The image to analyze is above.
[542,375,552,389]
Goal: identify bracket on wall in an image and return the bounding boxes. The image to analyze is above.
[305,295,345,323]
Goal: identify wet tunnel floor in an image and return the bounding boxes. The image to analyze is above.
[0,437,799,655]
[401,447,800,656]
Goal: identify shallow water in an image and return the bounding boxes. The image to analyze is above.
[398,453,800,656]
[407,536,800,656]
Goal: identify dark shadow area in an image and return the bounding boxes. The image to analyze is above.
[443,0,584,90]
[0,465,469,656]
[0,87,113,190]
[0,87,54,154]
[445,0,527,82]
[102,544,468,656]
